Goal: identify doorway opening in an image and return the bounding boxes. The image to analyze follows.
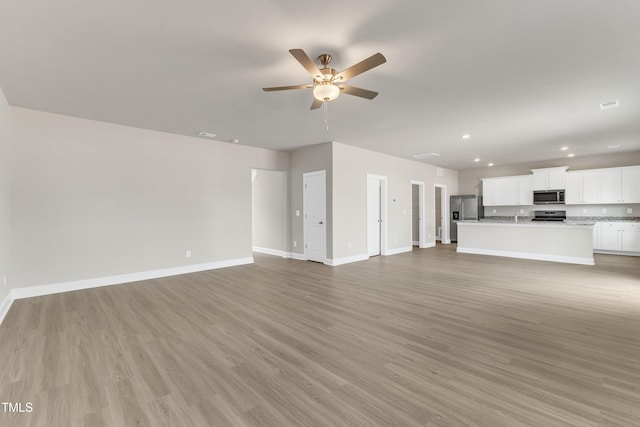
[251,169,288,257]
[411,181,425,248]
[435,184,449,244]
[367,174,387,257]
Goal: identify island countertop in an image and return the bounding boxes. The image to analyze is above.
[456,221,594,265]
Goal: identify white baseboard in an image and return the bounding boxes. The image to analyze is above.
[0,292,13,326]
[456,247,594,266]
[384,246,413,256]
[0,257,254,326]
[325,253,369,266]
[420,242,436,249]
[412,240,419,246]
[253,246,288,258]
[286,252,307,261]
[594,250,640,257]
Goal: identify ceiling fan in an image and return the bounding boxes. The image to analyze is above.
[263,49,387,109]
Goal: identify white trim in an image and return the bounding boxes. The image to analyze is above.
[594,250,640,256]
[325,253,369,266]
[421,242,436,249]
[10,257,254,301]
[0,292,13,325]
[286,252,307,261]
[412,240,419,246]
[384,246,413,256]
[456,247,594,265]
[253,246,288,258]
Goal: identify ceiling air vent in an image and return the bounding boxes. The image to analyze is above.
[600,100,619,110]
[413,153,440,160]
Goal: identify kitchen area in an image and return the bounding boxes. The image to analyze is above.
[451,165,640,265]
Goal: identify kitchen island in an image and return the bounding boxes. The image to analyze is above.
[456,221,594,265]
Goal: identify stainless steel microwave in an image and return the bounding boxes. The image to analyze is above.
[533,190,565,205]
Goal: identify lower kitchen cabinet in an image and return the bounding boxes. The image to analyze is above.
[593,222,640,254]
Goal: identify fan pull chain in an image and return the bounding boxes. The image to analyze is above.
[323,101,329,132]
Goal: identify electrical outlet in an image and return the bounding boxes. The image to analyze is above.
[295,210,300,217]
[348,242,352,249]
[583,208,588,214]
[628,208,633,214]
[519,209,524,214]
[185,250,192,258]
[602,208,607,214]
[492,209,497,214]
[293,241,297,247]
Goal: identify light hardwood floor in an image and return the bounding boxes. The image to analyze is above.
[1,245,639,426]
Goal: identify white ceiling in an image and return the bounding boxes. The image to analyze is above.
[1,0,639,170]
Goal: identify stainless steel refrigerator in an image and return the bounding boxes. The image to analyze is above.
[450,195,483,243]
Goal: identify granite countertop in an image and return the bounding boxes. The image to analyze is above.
[477,216,640,225]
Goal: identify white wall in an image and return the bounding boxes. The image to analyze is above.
[332,142,458,261]
[9,107,288,288]
[252,169,288,254]
[0,87,11,306]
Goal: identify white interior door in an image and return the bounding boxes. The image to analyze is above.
[303,170,326,263]
[367,175,384,256]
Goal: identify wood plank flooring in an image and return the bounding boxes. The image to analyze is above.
[1,244,639,426]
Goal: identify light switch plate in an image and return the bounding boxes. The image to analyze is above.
[628,208,633,214]
[492,209,496,214]
[295,210,300,216]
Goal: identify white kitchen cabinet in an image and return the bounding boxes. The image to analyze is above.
[531,167,568,190]
[482,175,532,206]
[566,170,601,204]
[600,168,621,203]
[621,223,640,252]
[594,222,640,254]
[518,175,533,205]
[599,223,621,251]
[621,166,640,203]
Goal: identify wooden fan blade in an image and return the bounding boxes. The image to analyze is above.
[289,49,322,78]
[339,85,379,100]
[310,98,323,110]
[335,52,386,82]
[263,84,313,92]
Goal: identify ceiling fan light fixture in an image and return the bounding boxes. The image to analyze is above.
[313,83,340,102]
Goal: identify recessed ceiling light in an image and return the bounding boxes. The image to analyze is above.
[600,100,620,110]
[607,144,621,149]
[413,153,440,159]
[560,146,569,151]
[197,131,216,138]
[462,134,471,139]
[488,163,494,167]
[567,153,575,157]
[474,158,480,162]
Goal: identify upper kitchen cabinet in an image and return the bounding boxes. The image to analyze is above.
[621,166,640,203]
[565,170,601,204]
[531,167,568,191]
[482,175,532,206]
[600,166,640,204]
[566,165,640,205]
